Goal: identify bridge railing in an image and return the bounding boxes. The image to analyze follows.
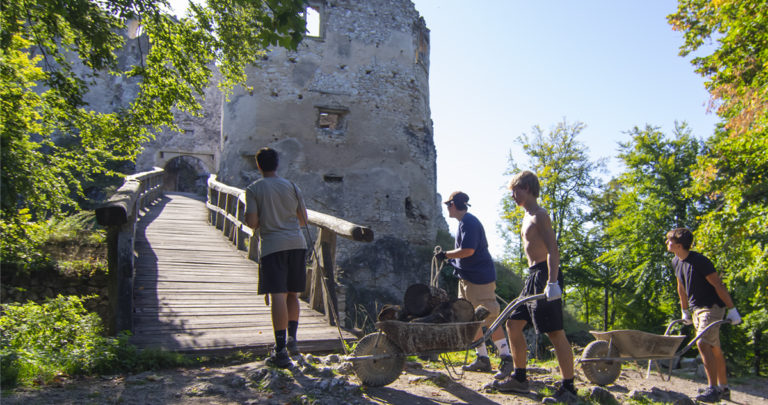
[95,168,165,334]
[206,174,374,326]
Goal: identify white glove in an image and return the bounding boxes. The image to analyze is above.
[726,307,742,325]
[544,282,562,301]
[681,309,693,325]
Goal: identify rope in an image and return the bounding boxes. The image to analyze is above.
[431,246,444,288]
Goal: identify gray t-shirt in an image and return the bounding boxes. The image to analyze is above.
[245,176,307,258]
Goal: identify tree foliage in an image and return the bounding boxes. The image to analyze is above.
[669,0,768,374]
[598,124,705,331]
[0,0,307,265]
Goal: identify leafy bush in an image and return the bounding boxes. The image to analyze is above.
[0,295,118,387]
[0,210,50,272]
[0,295,198,389]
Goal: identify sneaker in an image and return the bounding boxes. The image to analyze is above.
[462,356,491,372]
[494,355,514,379]
[265,348,292,368]
[698,386,730,400]
[493,376,530,393]
[696,386,722,403]
[552,385,579,403]
[721,387,731,401]
[286,337,300,356]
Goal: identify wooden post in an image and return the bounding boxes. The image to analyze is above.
[106,219,136,334]
[319,228,337,325]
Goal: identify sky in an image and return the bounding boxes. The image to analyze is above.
[411,0,720,258]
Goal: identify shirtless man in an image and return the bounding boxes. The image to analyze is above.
[493,170,577,402]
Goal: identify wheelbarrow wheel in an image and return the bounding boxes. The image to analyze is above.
[581,340,622,385]
[352,332,405,387]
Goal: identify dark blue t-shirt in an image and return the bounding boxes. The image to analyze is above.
[450,212,496,284]
[672,251,726,309]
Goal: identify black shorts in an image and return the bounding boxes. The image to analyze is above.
[508,261,564,334]
[258,249,307,294]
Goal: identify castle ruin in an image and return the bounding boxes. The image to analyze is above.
[132,0,446,326]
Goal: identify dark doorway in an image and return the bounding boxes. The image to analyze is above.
[163,156,209,196]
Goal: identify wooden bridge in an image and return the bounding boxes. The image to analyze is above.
[96,169,370,354]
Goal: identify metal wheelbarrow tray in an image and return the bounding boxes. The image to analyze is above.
[348,293,546,387]
[376,320,484,353]
[579,319,730,386]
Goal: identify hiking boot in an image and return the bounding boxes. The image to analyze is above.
[462,356,491,372]
[493,376,530,393]
[696,386,722,403]
[494,355,514,379]
[286,337,300,356]
[552,385,579,404]
[266,348,292,369]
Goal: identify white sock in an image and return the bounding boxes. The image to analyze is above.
[476,343,488,358]
[495,338,510,357]
[719,384,729,390]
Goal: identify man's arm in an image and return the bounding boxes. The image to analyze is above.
[536,210,560,283]
[676,277,689,309]
[296,206,308,227]
[705,272,736,309]
[445,248,475,259]
[246,212,259,230]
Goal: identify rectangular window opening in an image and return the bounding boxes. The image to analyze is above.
[304,6,321,38]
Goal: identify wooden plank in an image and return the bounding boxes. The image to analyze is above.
[129,192,354,354]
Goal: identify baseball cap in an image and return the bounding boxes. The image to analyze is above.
[444,191,470,207]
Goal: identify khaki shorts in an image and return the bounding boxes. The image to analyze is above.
[458,279,500,328]
[693,305,726,347]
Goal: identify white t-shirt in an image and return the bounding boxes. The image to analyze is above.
[245,176,307,258]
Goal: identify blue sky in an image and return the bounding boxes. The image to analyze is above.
[412,0,720,257]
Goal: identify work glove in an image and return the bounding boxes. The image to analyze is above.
[544,282,562,301]
[726,307,742,325]
[681,309,693,325]
[433,251,447,263]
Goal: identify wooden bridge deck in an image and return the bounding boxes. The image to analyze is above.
[130,192,354,354]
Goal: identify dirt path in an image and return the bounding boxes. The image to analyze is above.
[4,353,768,404]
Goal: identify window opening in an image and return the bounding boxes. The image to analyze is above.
[304,6,321,38]
[318,112,341,130]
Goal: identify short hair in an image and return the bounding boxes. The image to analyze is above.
[256,147,278,172]
[508,170,540,198]
[666,227,693,250]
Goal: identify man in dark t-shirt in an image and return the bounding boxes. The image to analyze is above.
[666,227,742,403]
[434,191,513,378]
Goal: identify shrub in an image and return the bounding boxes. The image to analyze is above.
[0,295,118,388]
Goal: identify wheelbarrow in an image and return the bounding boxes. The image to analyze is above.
[346,293,546,387]
[578,319,732,385]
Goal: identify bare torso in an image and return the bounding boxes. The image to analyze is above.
[521,206,549,266]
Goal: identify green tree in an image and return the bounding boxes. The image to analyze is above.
[500,120,605,293]
[669,0,768,375]
[599,123,705,332]
[0,0,307,265]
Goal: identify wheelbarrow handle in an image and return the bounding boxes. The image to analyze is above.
[674,319,732,357]
[470,293,546,349]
